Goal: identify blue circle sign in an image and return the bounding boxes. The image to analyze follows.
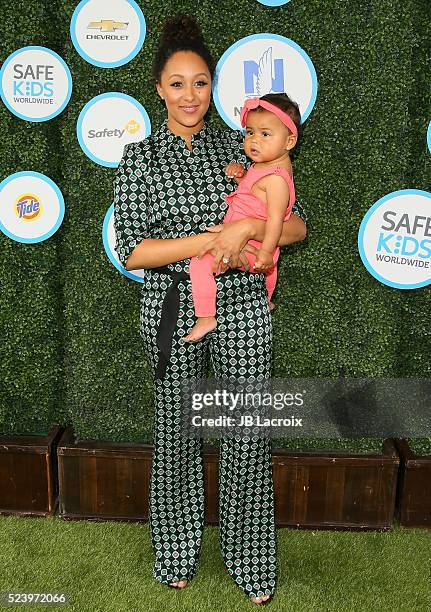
[358,189,431,289]
[0,46,72,122]
[70,0,146,68]
[213,33,317,130]
[0,171,65,243]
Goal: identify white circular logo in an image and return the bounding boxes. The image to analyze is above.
[358,190,431,289]
[103,204,144,282]
[257,0,291,6]
[0,172,65,243]
[77,92,151,167]
[70,0,146,68]
[213,33,317,130]
[0,46,72,122]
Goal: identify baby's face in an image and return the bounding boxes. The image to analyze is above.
[244,109,296,163]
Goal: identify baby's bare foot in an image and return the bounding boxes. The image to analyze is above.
[183,317,217,342]
[269,301,276,311]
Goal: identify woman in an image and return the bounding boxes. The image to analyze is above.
[113,15,307,606]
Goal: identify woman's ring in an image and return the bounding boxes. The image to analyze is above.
[222,256,231,264]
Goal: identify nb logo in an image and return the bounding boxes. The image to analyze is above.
[243,48,284,96]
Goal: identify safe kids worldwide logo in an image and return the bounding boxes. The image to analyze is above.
[213,34,317,130]
[358,190,431,289]
[70,0,146,68]
[0,46,72,122]
[0,172,65,243]
[77,92,151,167]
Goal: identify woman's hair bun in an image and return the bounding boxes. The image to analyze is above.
[153,14,215,82]
[161,15,203,46]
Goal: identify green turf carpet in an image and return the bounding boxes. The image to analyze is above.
[0,514,429,611]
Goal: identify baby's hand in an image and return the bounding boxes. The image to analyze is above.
[225,162,246,182]
[253,249,275,272]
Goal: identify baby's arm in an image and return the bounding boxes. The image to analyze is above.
[254,175,290,271]
[225,162,246,184]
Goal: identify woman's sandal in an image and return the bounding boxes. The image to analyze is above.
[168,579,188,590]
[251,594,274,606]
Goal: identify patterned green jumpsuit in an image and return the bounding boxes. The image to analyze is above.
[113,121,306,599]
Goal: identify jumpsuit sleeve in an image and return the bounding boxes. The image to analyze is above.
[113,142,151,269]
[227,128,308,225]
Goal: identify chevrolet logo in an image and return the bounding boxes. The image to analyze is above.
[88,20,129,32]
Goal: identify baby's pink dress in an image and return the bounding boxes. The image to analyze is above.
[189,164,296,317]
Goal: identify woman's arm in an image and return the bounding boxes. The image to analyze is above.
[199,212,307,273]
[125,233,213,270]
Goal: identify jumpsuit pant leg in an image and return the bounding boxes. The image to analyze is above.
[209,272,277,599]
[139,278,210,585]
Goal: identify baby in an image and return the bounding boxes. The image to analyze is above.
[184,92,300,342]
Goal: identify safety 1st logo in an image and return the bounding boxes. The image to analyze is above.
[358,190,431,289]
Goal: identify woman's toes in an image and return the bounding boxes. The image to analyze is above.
[251,595,263,604]
[177,580,188,588]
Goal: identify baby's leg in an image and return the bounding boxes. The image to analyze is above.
[265,266,277,310]
[184,254,218,342]
[243,250,278,310]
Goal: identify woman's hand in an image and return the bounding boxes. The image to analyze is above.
[197,219,254,273]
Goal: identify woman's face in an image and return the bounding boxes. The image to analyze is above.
[156,51,212,134]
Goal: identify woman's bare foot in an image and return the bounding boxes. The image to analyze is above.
[183,316,217,342]
[269,301,276,311]
[170,579,188,588]
[250,593,271,604]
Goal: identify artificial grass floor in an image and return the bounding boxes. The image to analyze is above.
[0,512,429,612]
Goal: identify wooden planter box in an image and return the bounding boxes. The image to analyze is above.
[57,427,152,521]
[58,428,399,530]
[271,439,399,530]
[0,425,63,517]
[393,438,431,528]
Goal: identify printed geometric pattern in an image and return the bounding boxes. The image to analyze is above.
[112,122,305,598]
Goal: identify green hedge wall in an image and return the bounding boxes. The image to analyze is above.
[0,1,65,435]
[0,0,429,450]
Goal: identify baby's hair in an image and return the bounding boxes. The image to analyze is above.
[255,93,303,143]
[153,15,215,83]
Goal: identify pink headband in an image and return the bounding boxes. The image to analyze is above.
[240,97,298,137]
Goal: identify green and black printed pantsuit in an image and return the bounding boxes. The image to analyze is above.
[141,267,276,598]
[113,121,306,599]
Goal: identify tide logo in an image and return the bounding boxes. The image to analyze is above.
[15,193,42,221]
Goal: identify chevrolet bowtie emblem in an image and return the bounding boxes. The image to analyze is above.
[88,20,129,32]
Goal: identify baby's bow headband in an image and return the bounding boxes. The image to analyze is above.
[239,97,298,137]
